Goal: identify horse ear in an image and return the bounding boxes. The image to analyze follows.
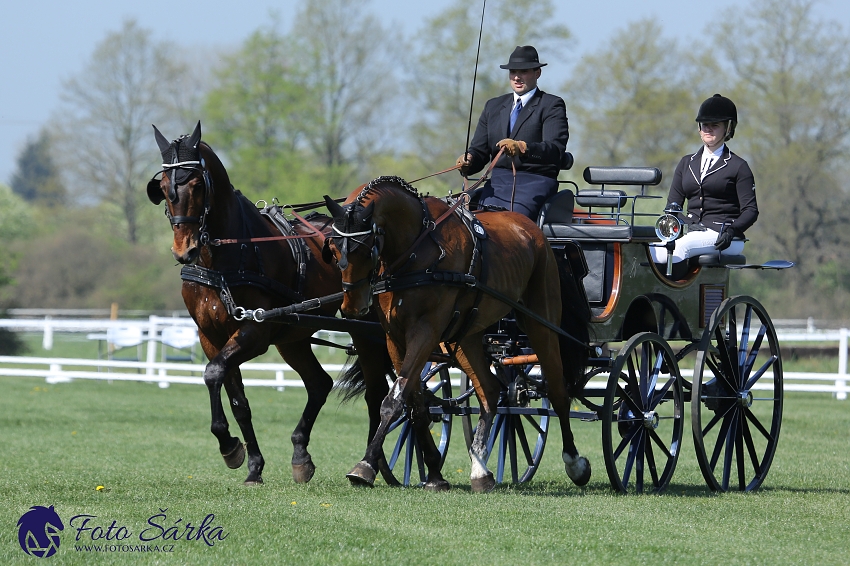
[188,121,202,149]
[324,195,344,219]
[147,177,165,204]
[152,124,170,154]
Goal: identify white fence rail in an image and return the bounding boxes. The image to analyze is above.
[1,317,848,399]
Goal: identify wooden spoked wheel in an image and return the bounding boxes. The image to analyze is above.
[692,296,783,492]
[383,361,452,486]
[602,332,684,494]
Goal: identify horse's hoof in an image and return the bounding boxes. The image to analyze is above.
[292,459,316,484]
[346,461,376,487]
[222,440,246,469]
[470,472,496,493]
[423,479,451,492]
[243,476,264,487]
[564,455,592,486]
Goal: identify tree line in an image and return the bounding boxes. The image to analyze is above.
[2,0,849,320]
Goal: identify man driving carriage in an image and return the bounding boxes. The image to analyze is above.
[650,94,759,280]
[456,45,569,220]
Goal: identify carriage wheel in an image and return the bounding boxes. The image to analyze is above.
[382,361,452,486]
[692,296,783,492]
[602,332,684,494]
[461,367,550,484]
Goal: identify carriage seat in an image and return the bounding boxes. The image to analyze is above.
[582,166,663,186]
[540,190,626,241]
[538,189,644,242]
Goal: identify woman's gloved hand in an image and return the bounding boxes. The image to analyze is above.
[714,229,735,251]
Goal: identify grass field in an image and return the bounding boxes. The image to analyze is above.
[1,374,849,565]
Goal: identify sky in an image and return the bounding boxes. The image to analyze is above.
[1,0,849,186]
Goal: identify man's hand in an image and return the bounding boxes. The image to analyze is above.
[714,229,735,251]
[456,153,471,175]
[497,138,527,157]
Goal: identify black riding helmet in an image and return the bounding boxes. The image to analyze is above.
[696,93,737,140]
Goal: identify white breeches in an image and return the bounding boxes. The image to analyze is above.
[650,228,745,264]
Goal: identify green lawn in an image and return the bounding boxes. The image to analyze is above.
[1,375,848,565]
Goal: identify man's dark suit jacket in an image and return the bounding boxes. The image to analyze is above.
[465,89,569,180]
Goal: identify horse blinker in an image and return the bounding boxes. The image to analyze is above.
[147,177,165,205]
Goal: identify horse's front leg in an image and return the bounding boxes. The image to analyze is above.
[348,332,394,481]
[347,331,445,489]
[276,340,335,484]
[221,366,265,485]
[203,326,269,485]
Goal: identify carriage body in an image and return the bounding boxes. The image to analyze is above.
[421,165,788,494]
[541,165,734,346]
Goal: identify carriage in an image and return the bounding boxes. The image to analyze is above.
[374,163,791,494]
[148,124,790,495]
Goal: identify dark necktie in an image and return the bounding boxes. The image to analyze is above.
[509,99,522,134]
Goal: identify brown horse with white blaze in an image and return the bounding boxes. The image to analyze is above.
[324,176,591,492]
[146,122,393,485]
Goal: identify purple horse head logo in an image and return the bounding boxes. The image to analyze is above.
[17,505,64,558]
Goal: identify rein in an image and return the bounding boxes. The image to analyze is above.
[211,209,326,246]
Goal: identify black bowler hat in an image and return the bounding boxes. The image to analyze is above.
[500,45,547,70]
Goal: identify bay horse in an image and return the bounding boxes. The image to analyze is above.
[146,122,393,485]
[324,176,592,492]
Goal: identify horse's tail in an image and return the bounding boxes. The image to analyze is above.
[334,332,395,404]
[335,354,367,403]
[557,258,593,398]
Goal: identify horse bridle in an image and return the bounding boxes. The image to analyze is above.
[148,140,214,245]
[327,212,383,298]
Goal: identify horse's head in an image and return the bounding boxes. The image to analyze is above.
[323,194,382,317]
[147,121,211,264]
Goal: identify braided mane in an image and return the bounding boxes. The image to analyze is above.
[356,175,418,204]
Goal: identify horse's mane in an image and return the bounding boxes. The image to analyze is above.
[355,175,418,205]
[197,141,231,188]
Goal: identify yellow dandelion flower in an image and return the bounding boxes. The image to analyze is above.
[320,503,332,508]
[291,501,297,505]
[456,469,463,473]
[187,475,193,479]
[96,485,105,491]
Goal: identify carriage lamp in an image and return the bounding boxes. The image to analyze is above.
[655,213,682,242]
[655,209,683,277]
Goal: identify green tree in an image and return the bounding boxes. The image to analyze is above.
[722,0,850,315]
[0,183,35,306]
[562,19,706,180]
[9,129,66,206]
[203,20,314,203]
[406,0,571,190]
[55,19,198,243]
[289,0,401,195]
[204,2,400,201]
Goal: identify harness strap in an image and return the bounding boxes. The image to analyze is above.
[371,269,594,353]
[384,194,468,275]
[180,264,304,305]
[380,148,506,277]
